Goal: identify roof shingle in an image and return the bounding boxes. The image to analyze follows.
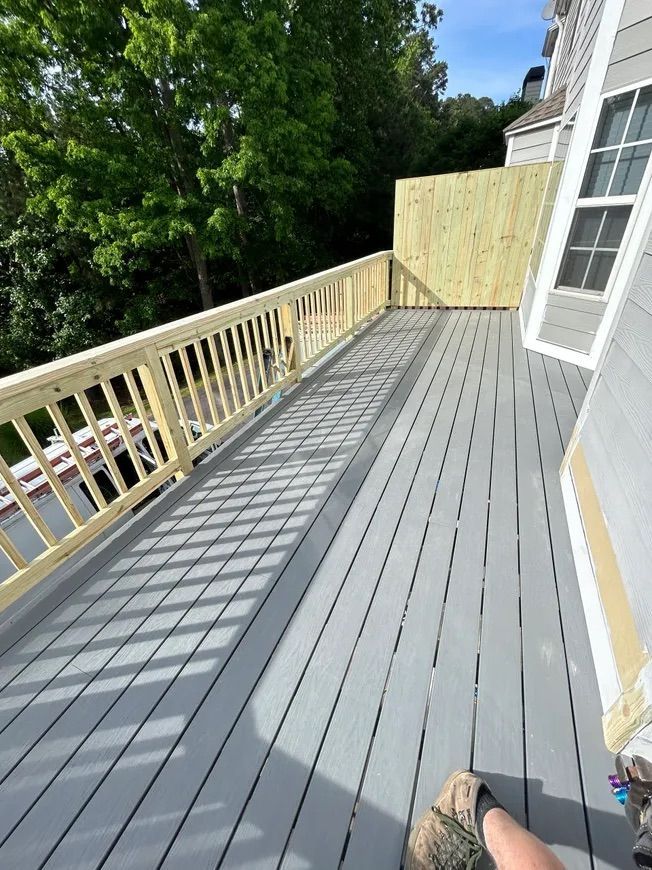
[504,87,567,134]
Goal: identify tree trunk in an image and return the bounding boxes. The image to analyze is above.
[221,117,258,297]
[156,79,214,310]
[185,232,213,310]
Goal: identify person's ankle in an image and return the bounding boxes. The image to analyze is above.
[475,785,505,848]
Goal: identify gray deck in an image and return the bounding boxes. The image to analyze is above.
[0,310,630,869]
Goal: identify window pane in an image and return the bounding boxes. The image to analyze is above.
[585,250,617,293]
[581,150,617,197]
[626,85,652,142]
[558,249,591,289]
[598,205,632,247]
[609,143,652,195]
[594,92,634,147]
[569,209,603,246]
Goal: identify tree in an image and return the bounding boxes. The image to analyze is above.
[0,1,529,376]
[1,0,353,312]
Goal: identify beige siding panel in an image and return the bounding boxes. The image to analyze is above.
[544,300,605,333]
[538,321,595,352]
[392,163,551,307]
[555,0,584,90]
[546,293,608,315]
[565,0,605,119]
[509,126,556,166]
[603,11,652,93]
[619,0,652,30]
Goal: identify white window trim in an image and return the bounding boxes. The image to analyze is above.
[553,84,652,301]
[576,194,635,207]
[524,0,627,351]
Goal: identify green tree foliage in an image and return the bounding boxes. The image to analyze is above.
[0,1,530,374]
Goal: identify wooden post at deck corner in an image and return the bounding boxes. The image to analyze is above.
[139,349,193,477]
[280,302,303,381]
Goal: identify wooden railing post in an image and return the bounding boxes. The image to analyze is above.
[345,275,355,331]
[280,301,303,381]
[139,349,193,477]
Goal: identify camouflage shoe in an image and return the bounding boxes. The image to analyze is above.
[406,770,485,869]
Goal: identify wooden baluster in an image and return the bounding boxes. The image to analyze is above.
[75,392,128,494]
[0,528,27,571]
[206,334,231,419]
[193,340,220,428]
[250,316,269,392]
[139,350,193,476]
[123,371,165,468]
[219,331,242,412]
[100,380,148,481]
[12,416,85,526]
[240,321,259,397]
[160,353,193,445]
[0,453,57,546]
[178,346,207,435]
[315,287,325,351]
[268,306,283,371]
[228,325,251,404]
[46,403,108,510]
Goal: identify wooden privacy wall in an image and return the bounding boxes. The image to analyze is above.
[391,162,556,308]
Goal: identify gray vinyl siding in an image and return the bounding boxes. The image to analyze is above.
[564,0,606,120]
[521,268,537,325]
[554,0,584,90]
[555,121,575,159]
[537,293,607,353]
[509,125,555,165]
[577,231,652,648]
[603,1,652,93]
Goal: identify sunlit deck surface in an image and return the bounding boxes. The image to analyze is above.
[0,309,630,869]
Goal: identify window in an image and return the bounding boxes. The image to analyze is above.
[557,206,631,293]
[556,85,652,295]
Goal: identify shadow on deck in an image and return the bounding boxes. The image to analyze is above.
[0,310,631,869]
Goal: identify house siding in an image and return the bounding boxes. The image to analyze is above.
[603,1,652,92]
[508,125,555,165]
[554,0,584,90]
[564,0,607,120]
[538,293,607,354]
[574,230,652,649]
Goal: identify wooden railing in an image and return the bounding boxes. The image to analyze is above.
[0,251,391,610]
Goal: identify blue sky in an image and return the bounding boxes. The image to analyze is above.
[435,0,551,103]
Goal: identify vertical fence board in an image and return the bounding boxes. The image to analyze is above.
[393,162,555,308]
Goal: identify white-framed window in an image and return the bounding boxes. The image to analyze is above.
[556,84,652,296]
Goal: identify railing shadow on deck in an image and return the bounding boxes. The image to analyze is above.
[0,252,393,615]
[0,311,630,869]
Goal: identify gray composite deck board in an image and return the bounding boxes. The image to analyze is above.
[473,312,525,825]
[0,309,631,869]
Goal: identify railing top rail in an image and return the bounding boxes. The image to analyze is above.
[0,250,392,399]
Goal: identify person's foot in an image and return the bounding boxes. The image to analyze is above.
[406,770,486,869]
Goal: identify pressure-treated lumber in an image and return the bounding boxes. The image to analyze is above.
[392,163,554,308]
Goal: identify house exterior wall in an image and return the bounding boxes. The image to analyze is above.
[539,293,607,351]
[554,0,584,89]
[578,228,652,652]
[561,221,652,751]
[564,0,608,119]
[604,0,652,91]
[520,0,652,367]
[506,124,556,165]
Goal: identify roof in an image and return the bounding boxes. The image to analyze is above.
[504,87,567,134]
